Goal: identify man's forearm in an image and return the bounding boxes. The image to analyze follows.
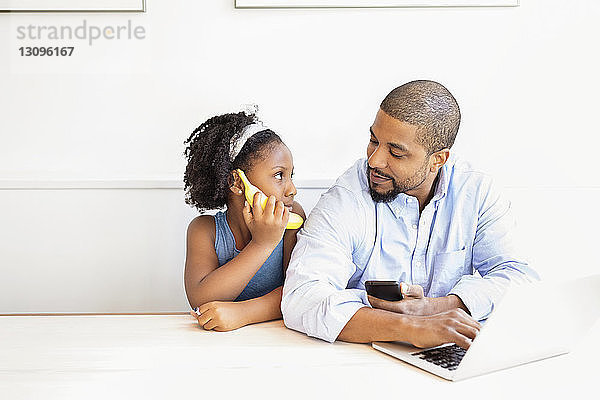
[428,294,470,315]
[368,292,470,317]
[337,307,416,343]
[337,305,482,349]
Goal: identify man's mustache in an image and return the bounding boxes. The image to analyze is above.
[368,167,394,180]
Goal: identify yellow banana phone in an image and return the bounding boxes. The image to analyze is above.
[236,169,303,230]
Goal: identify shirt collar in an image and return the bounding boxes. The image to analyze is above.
[432,160,450,202]
[386,193,409,218]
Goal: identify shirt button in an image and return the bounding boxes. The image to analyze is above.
[412,224,418,229]
[407,198,413,203]
[416,261,422,267]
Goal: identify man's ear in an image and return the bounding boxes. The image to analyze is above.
[429,149,450,173]
[228,170,244,195]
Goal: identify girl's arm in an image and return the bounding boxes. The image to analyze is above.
[190,201,306,331]
[184,216,273,308]
[184,196,289,309]
[282,201,306,272]
[237,201,305,325]
[192,286,284,331]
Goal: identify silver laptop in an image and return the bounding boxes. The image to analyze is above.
[372,274,600,381]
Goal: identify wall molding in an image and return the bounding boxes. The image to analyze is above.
[2,179,600,191]
[0,178,335,190]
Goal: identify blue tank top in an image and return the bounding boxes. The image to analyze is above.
[213,211,284,302]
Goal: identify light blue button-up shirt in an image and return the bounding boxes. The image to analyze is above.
[282,156,540,343]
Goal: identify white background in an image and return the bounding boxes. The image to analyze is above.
[0,0,144,11]
[1,0,599,313]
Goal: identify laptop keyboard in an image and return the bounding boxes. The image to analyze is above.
[412,344,467,371]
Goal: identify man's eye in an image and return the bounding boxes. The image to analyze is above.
[369,138,378,144]
[391,152,405,159]
[274,172,283,180]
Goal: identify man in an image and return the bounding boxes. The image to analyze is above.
[281,80,539,349]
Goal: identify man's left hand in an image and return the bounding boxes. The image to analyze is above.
[367,283,468,316]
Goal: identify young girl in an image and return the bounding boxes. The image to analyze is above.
[183,110,305,332]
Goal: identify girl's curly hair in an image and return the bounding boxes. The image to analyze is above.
[183,111,283,212]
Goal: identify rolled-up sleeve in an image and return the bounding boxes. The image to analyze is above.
[281,186,370,343]
[449,178,540,320]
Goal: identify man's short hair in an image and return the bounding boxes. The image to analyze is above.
[380,80,461,154]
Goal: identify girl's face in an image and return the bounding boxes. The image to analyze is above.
[245,142,297,211]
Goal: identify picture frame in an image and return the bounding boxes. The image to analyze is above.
[235,0,519,8]
[0,0,146,12]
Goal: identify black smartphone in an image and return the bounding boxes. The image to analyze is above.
[365,280,403,301]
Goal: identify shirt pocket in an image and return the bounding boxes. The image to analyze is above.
[429,247,468,297]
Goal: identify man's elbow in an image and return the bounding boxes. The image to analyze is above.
[281,290,303,333]
[526,264,542,282]
[510,261,542,283]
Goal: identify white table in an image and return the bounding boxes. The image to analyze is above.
[1,315,598,400]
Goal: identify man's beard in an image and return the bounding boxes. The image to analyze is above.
[368,162,429,203]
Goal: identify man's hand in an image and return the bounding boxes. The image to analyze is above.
[368,282,469,316]
[190,301,248,332]
[410,309,482,349]
[368,282,431,315]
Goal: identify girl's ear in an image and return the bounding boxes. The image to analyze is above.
[228,171,244,195]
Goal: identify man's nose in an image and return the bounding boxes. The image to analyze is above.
[367,145,387,170]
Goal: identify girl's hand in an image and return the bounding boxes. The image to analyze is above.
[242,193,290,249]
[190,301,248,332]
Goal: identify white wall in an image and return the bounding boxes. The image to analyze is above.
[1,1,599,313]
